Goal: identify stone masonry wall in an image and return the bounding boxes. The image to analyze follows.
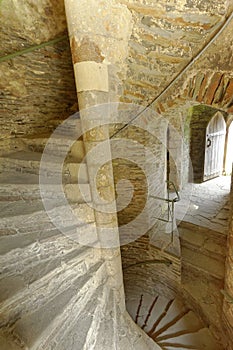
[223,172,233,349]
[112,119,167,245]
[119,0,229,106]
[0,0,78,155]
[121,234,181,301]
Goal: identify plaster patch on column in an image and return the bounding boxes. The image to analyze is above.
[71,36,105,64]
[64,0,133,65]
[74,61,109,92]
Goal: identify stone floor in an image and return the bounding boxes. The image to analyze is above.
[175,176,231,234]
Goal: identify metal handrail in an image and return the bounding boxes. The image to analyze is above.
[167,180,180,202]
[150,180,180,242]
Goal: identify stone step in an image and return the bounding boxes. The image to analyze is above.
[29,264,107,350]
[0,258,106,348]
[118,311,158,350]
[179,221,226,280]
[126,291,222,350]
[0,221,97,256]
[181,245,225,280]
[47,116,82,136]
[181,264,224,338]
[127,293,178,334]
[0,202,96,255]
[0,201,95,223]
[84,289,116,350]
[0,183,91,203]
[148,299,190,337]
[0,199,62,218]
[0,236,94,302]
[155,310,203,340]
[159,328,221,350]
[0,151,89,184]
[0,172,40,184]
[21,134,85,162]
[0,332,24,350]
[54,285,108,350]
[178,221,227,258]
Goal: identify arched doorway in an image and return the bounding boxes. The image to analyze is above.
[224,121,233,175]
[204,112,226,181]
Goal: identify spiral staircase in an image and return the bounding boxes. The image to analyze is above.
[0,118,159,350]
[126,291,222,350]
[0,117,226,349]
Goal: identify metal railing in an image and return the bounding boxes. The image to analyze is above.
[150,180,180,242]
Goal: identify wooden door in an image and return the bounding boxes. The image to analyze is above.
[204,113,226,181]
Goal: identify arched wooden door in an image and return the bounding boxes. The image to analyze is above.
[204,112,226,181]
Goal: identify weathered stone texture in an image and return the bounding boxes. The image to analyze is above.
[111,116,167,249]
[0,0,77,155]
[223,173,233,349]
[0,0,233,348]
[0,0,67,52]
[118,0,228,106]
[0,42,77,136]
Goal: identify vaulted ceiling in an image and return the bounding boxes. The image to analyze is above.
[0,0,233,146]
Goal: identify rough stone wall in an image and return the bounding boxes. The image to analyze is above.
[119,0,229,106]
[147,15,233,117]
[112,121,167,243]
[109,0,233,226]
[121,234,181,301]
[223,172,233,349]
[146,14,233,192]
[0,0,78,155]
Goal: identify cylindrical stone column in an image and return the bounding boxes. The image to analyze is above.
[64,0,133,305]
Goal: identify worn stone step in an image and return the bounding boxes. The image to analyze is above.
[0,200,95,223]
[127,293,177,334]
[0,258,105,347]
[47,116,82,136]
[181,245,225,280]
[0,221,97,256]
[29,264,107,350]
[0,151,89,184]
[0,202,96,256]
[178,221,227,258]
[159,327,221,350]
[84,289,116,350]
[55,285,107,350]
[155,310,203,340]
[118,310,158,350]
[0,332,24,350]
[0,199,62,218]
[0,183,92,204]
[22,134,85,162]
[148,299,190,337]
[182,264,224,338]
[0,236,93,302]
[0,172,39,185]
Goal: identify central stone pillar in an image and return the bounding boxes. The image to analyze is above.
[64,0,133,305]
